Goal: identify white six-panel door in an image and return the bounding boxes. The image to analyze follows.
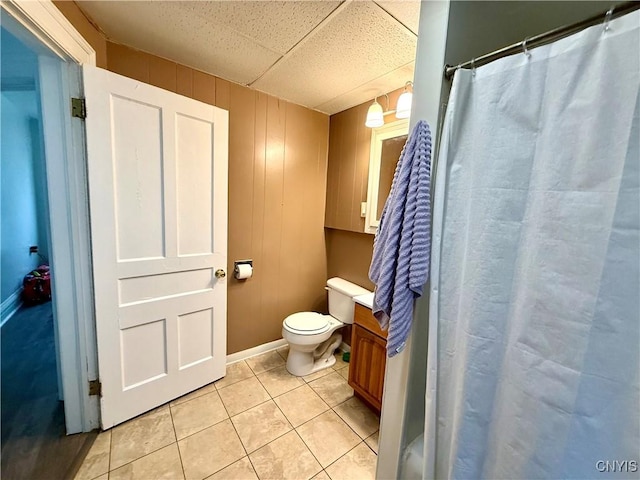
[83,65,228,428]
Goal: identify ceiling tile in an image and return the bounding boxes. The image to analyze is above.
[78,1,281,85]
[315,61,415,114]
[174,1,342,55]
[77,1,420,114]
[374,1,421,35]
[252,1,417,112]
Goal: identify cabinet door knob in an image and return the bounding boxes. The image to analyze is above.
[215,269,226,279]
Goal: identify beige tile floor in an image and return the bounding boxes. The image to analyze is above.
[75,347,380,480]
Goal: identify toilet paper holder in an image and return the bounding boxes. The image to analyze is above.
[233,259,253,280]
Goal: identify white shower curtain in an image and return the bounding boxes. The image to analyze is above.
[425,10,639,480]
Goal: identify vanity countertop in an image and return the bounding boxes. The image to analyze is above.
[353,292,374,309]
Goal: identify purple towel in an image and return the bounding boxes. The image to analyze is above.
[369,120,432,357]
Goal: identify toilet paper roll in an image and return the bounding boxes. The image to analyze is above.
[234,263,253,280]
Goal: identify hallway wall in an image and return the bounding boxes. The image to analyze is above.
[0,91,47,312]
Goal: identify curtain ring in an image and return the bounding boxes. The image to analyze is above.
[522,37,532,59]
[603,7,614,32]
[471,58,476,77]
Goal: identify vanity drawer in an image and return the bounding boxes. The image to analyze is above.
[354,303,387,339]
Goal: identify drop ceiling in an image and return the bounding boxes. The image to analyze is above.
[76,0,420,115]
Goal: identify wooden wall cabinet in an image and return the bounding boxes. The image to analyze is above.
[348,303,387,412]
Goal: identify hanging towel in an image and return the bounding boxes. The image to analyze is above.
[369,119,432,357]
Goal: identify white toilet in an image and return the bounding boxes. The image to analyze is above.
[282,277,370,376]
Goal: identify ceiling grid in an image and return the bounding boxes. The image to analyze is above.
[76,0,420,114]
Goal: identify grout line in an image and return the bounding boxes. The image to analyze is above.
[197,385,250,478]
[289,404,331,431]
[291,429,325,475]
[276,346,288,361]
[170,384,218,408]
[245,453,260,479]
[243,434,265,480]
[240,364,287,473]
[254,367,328,468]
[245,352,286,376]
[215,375,256,393]
[247,362,285,376]
[108,440,176,475]
[331,405,368,441]
[323,441,367,472]
[219,390,249,462]
[228,397,274,424]
[108,428,113,474]
[292,405,332,432]
[167,403,187,480]
[363,433,379,456]
[214,360,255,391]
[244,424,294,457]
[170,414,232,444]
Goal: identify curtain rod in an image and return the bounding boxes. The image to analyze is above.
[444,1,640,79]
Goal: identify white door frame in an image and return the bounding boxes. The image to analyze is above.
[1,0,99,432]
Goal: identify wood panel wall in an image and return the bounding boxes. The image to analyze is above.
[54,2,331,355]
[53,1,107,68]
[324,86,405,233]
[326,228,375,292]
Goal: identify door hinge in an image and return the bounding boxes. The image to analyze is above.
[71,97,86,119]
[89,379,101,396]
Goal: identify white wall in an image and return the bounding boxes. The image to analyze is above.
[1,26,49,320]
[0,90,47,307]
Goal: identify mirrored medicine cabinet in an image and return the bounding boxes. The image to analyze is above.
[364,119,409,234]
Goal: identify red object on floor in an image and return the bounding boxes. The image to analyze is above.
[22,265,51,305]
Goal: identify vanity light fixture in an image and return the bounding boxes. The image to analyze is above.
[365,97,385,128]
[365,81,414,127]
[395,81,413,119]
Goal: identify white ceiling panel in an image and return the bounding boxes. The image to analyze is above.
[174,1,342,55]
[374,1,421,35]
[77,0,421,114]
[315,61,415,114]
[78,1,281,85]
[251,1,417,111]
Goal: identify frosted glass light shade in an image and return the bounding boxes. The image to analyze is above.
[395,91,413,119]
[365,101,384,128]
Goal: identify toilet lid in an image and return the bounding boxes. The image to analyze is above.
[284,312,330,334]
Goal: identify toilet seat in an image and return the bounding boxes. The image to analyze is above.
[283,312,330,335]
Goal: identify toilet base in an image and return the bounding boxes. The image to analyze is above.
[285,347,337,377]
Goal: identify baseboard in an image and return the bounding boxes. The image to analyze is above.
[1,289,22,328]
[226,337,350,366]
[226,338,287,365]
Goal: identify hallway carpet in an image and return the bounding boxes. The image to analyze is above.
[1,302,96,480]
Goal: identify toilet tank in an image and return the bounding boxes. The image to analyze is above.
[326,277,371,324]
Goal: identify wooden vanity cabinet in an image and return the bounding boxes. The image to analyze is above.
[349,303,387,412]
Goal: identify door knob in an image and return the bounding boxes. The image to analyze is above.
[215,269,226,279]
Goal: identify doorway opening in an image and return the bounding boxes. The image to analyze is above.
[0,20,96,480]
